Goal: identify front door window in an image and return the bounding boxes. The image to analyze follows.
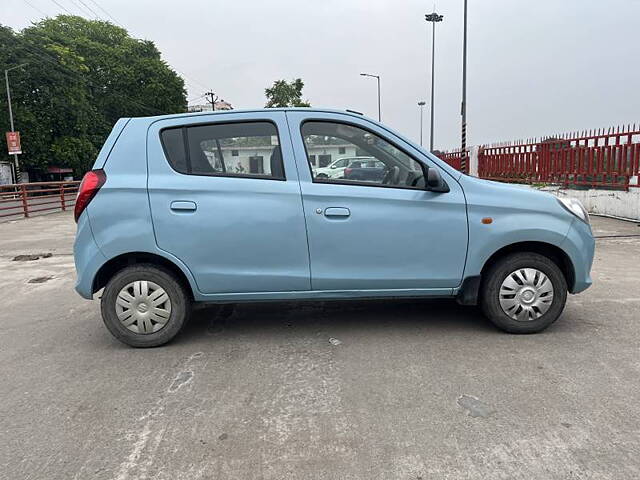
[302,122,426,189]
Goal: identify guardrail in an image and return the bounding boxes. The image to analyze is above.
[438,149,467,173]
[0,181,80,220]
[478,126,640,189]
[436,124,640,190]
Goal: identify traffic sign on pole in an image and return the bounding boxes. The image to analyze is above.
[6,131,21,155]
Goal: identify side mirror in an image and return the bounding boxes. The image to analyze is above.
[426,167,449,193]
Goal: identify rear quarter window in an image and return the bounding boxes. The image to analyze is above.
[160,128,188,173]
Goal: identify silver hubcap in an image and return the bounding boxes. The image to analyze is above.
[499,268,554,322]
[115,281,172,334]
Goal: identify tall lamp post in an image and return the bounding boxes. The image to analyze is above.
[5,63,27,183]
[425,11,443,152]
[418,101,426,146]
[461,0,468,172]
[360,73,381,121]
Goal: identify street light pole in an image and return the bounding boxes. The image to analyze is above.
[360,73,381,121]
[425,11,443,152]
[418,101,426,146]
[461,0,468,171]
[4,63,27,183]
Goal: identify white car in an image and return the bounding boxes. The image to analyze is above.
[313,156,374,179]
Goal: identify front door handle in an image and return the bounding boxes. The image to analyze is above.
[324,207,350,218]
[170,201,197,212]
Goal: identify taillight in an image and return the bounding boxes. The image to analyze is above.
[344,167,353,177]
[74,169,106,222]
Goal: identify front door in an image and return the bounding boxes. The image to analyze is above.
[287,111,468,292]
[147,112,310,295]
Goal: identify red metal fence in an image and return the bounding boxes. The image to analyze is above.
[0,181,80,220]
[438,124,640,190]
[437,149,466,173]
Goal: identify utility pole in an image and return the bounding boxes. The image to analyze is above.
[5,64,27,183]
[461,0,468,172]
[418,101,426,146]
[204,90,218,111]
[425,11,443,152]
[360,73,381,121]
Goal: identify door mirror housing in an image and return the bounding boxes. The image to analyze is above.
[426,167,449,193]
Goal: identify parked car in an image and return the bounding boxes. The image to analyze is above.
[312,156,375,179]
[74,108,594,347]
[342,159,386,182]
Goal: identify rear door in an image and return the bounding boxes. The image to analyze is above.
[147,111,310,295]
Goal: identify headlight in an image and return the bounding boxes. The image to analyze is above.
[557,197,590,224]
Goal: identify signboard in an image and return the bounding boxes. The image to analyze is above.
[0,162,12,185]
[6,131,21,155]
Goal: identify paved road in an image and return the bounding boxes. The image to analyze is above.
[1,212,639,479]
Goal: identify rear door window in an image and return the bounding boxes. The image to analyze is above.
[160,121,285,180]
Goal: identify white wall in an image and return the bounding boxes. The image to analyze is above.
[539,186,640,221]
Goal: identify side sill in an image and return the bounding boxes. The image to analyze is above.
[192,288,456,303]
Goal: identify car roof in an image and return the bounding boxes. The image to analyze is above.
[127,107,369,123]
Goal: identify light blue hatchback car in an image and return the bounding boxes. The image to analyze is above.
[73,108,595,347]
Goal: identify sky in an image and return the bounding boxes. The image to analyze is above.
[2,0,640,150]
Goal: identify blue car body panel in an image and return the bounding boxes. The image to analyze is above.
[73,108,594,303]
[146,111,311,295]
[286,110,468,291]
[93,117,130,170]
[460,178,570,274]
[73,212,106,299]
[75,117,200,299]
[560,217,595,293]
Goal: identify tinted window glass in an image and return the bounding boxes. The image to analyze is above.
[302,122,425,189]
[161,121,284,179]
[160,128,187,173]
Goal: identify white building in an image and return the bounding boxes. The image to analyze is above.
[188,101,233,113]
[201,140,358,175]
[306,144,358,168]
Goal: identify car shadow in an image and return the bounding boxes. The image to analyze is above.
[177,298,497,344]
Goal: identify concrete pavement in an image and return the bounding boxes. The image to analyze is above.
[1,212,639,479]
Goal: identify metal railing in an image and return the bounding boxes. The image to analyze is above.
[438,149,467,173]
[437,124,640,190]
[0,181,80,220]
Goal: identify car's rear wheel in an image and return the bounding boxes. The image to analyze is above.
[100,264,190,347]
[480,252,567,333]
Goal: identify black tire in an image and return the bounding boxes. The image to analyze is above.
[100,264,191,347]
[480,252,567,334]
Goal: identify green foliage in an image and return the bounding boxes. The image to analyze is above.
[265,78,310,108]
[0,16,187,176]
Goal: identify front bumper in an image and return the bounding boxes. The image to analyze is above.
[560,218,595,294]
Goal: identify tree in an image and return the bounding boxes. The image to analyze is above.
[264,78,310,108]
[0,16,187,177]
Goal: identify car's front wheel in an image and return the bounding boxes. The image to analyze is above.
[100,264,190,347]
[480,252,567,333]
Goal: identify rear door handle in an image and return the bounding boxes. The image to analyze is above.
[170,201,197,212]
[323,207,350,218]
